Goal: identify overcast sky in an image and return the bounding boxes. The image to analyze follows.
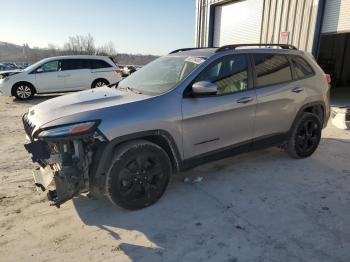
[0,0,196,55]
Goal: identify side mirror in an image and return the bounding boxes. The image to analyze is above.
[36,68,43,73]
[192,81,217,96]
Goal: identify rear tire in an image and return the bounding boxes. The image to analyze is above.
[106,140,172,210]
[286,112,322,159]
[91,79,109,89]
[13,83,34,100]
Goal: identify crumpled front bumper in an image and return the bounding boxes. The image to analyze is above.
[24,139,88,208]
[32,166,54,191]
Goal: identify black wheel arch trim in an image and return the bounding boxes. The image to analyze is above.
[290,101,329,132]
[92,129,182,182]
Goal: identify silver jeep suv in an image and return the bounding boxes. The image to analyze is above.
[23,44,330,209]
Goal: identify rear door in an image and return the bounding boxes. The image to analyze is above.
[182,54,257,159]
[60,59,91,91]
[251,53,310,141]
[90,59,116,83]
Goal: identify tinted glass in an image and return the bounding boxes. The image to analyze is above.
[253,54,292,87]
[61,59,89,70]
[90,59,112,69]
[196,55,248,95]
[291,56,314,79]
[39,60,60,72]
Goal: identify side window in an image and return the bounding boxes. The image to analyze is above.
[90,59,112,69]
[38,60,60,73]
[195,55,249,95]
[253,54,292,87]
[61,59,89,71]
[290,56,314,79]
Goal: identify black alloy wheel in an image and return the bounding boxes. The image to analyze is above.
[106,141,171,210]
[286,112,322,158]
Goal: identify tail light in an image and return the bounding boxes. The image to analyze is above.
[116,68,122,77]
[325,74,331,85]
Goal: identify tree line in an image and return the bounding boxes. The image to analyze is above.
[0,35,158,65]
[48,34,117,56]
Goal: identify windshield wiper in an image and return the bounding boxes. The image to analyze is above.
[107,81,120,88]
[126,86,142,94]
[109,81,142,94]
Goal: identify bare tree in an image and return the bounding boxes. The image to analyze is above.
[63,34,96,55]
[1,35,157,65]
[47,44,60,56]
[96,41,116,56]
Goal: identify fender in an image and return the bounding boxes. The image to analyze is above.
[289,101,328,135]
[89,129,183,197]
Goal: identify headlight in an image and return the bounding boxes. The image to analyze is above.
[38,121,100,138]
[0,75,9,81]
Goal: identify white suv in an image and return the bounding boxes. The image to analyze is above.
[0,55,122,100]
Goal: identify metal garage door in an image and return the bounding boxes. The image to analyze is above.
[213,0,263,47]
[322,0,350,33]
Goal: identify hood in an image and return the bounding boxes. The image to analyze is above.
[0,69,22,77]
[27,86,151,129]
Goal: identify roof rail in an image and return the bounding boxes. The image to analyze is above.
[216,44,297,53]
[169,47,208,54]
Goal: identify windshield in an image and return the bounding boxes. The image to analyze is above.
[118,55,205,95]
[24,59,46,72]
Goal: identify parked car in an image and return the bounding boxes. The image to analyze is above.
[134,65,142,71]
[0,55,122,100]
[4,63,21,70]
[127,65,137,74]
[16,63,31,69]
[122,65,137,77]
[121,66,130,77]
[0,63,17,72]
[22,44,330,209]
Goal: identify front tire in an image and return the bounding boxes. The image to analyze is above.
[106,140,172,210]
[13,83,34,100]
[286,112,322,159]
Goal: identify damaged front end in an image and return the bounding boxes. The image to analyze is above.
[23,113,106,207]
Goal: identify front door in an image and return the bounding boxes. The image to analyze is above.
[182,54,257,159]
[34,60,67,93]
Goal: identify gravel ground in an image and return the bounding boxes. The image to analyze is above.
[0,94,349,262]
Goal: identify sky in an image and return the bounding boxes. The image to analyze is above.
[0,0,196,55]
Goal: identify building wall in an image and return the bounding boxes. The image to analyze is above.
[195,0,321,53]
[195,0,227,47]
[260,0,320,53]
[322,0,350,33]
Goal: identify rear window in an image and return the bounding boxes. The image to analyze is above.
[290,56,314,79]
[253,54,292,87]
[90,59,113,69]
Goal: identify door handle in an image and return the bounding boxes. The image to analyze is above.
[236,97,253,104]
[292,87,304,93]
[57,74,70,78]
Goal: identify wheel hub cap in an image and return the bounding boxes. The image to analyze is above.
[119,156,164,200]
[16,86,31,98]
